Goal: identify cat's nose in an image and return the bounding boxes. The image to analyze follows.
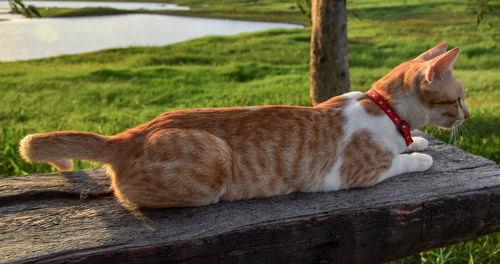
[464,108,470,119]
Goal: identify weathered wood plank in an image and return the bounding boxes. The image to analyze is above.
[1,131,499,263]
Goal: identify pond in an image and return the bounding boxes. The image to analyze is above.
[1,0,190,11]
[0,2,300,62]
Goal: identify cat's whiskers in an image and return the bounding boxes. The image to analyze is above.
[448,125,457,144]
[458,121,471,145]
[429,126,441,137]
[431,126,446,138]
[449,119,468,145]
[459,122,472,137]
[429,127,438,137]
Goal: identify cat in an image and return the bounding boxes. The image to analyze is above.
[19,42,469,208]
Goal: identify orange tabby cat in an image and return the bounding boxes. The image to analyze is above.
[20,42,468,208]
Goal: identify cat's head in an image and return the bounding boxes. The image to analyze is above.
[374,42,469,129]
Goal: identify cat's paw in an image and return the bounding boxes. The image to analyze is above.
[49,159,73,171]
[407,137,429,152]
[410,152,433,171]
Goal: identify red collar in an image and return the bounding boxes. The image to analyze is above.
[364,89,413,146]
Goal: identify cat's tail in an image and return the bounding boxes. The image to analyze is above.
[19,132,114,171]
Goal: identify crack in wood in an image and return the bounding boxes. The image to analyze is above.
[0,190,113,207]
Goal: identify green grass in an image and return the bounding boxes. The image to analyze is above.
[0,30,313,175]
[1,0,499,262]
[36,7,135,17]
[36,0,310,24]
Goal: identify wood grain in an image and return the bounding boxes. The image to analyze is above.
[1,131,499,264]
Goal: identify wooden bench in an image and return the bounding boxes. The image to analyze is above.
[1,131,499,263]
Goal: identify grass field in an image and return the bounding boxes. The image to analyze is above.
[1,0,499,262]
[36,0,310,24]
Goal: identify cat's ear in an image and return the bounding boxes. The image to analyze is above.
[424,47,459,82]
[413,41,448,62]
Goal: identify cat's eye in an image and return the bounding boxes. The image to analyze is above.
[458,97,463,107]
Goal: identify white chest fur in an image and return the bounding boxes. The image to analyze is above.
[312,92,407,192]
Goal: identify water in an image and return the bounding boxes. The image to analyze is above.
[0,11,300,62]
[0,0,189,12]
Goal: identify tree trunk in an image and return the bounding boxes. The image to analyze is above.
[310,0,350,106]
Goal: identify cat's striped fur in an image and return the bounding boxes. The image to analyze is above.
[20,42,469,208]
